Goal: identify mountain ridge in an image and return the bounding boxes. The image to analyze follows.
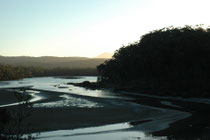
[94,53,113,59]
[0,55,109,69]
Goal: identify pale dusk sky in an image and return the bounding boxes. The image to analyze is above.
[0,0,210,57]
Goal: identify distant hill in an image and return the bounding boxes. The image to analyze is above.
[94,53,113,59]
[0,56,108,69]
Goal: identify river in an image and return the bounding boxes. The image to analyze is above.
[0,76,190,140]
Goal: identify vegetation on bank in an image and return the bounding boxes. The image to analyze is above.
[0,64,98,81]
[97,26,210,97]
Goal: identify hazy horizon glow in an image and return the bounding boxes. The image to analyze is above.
[1,0,210,57]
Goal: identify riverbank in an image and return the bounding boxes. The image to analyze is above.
[121,93,210,139]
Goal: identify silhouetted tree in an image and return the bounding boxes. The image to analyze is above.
[97,25,210,97]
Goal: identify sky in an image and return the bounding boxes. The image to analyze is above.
[0,0,210,57]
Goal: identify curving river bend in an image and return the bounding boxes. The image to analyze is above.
[0,76,191,140]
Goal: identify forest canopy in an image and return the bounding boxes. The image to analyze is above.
[97,26,210,97]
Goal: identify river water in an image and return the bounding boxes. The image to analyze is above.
[0,76,125,99]
[0,76,190,140]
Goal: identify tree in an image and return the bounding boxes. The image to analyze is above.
[97,25,210,97]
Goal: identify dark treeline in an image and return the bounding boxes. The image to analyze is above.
[97,26,210,97]
[0,64,98,81]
